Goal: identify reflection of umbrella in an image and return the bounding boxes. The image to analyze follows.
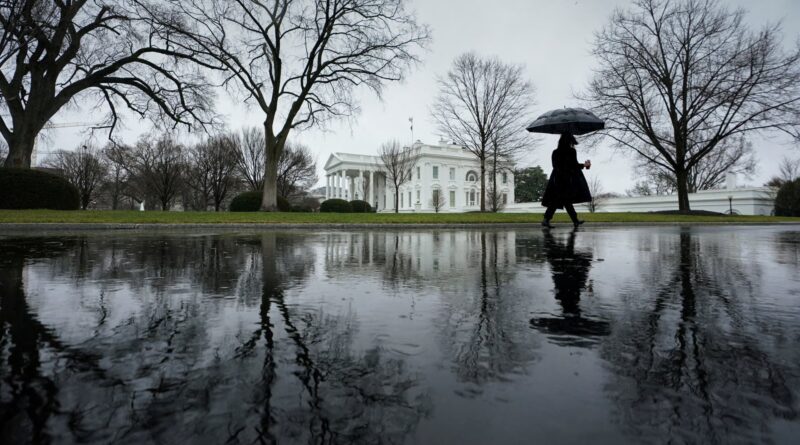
[526,107,604,135]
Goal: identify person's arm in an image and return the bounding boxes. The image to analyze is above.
[570,148,584,170]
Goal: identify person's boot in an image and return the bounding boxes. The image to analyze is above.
[541,218,552,228]
[573,219,585,228]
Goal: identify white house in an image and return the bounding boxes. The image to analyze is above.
[323,141,515,212]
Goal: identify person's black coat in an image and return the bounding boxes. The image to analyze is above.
[541,146,592,209]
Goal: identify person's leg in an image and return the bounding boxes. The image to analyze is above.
[542,206,557,227]
[564,204,578,223]
[564,204,584,226]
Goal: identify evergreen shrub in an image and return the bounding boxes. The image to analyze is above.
[320,199,352,213]
[775,179,800,216]
[0,168,80,210]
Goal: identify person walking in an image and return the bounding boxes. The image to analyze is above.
[541,133,592,228]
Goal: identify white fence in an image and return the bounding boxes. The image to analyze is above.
[502,187,776,215]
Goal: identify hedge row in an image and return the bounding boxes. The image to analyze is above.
[230,191,291,212]
[775,179,800,217]
[0,168,80,210]
[319,199,373,213]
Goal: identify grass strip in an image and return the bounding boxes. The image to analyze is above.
[0,210,797,224]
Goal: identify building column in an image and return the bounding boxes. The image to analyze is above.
[325,175,331,199]
[333,172,338,198]
[369,170,375,210]
[340,170,345,198]
[359,169,365,201]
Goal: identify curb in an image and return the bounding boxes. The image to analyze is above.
[1,222,799,232]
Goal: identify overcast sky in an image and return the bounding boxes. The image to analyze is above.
[45,0,800,194]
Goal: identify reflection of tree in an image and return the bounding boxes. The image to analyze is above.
[437,231,538,387]
[0,239,117,444]
[530,230,610,347]
[231,232,429,444]
[602,230,798,443]
[1,232,428,444]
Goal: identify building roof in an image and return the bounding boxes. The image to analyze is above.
[324,141,512,173]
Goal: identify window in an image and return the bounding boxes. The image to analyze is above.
[401,193,404,207]
[408,191,412,206]
[449,190,456,208]
[433,189,440,203]
[466,171,478,182]
[416,166,420,180]
[502,172,508,184]
[469,190,476,206]
[502,193,508,204]
[449,168,455,180]
[416,190,420,202]
[433,166,439,179]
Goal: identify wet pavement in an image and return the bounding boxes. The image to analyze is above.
[0,226,799,444]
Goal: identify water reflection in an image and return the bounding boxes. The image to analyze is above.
[601,229,799,444]
[530,230,610,347]
[1,227,799,444]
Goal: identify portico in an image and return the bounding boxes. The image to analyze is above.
[323,153,389,211]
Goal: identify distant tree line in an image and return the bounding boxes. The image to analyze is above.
[42,127,318,211]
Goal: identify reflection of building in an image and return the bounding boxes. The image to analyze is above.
[323,141,515,212]
[323,231,518,278]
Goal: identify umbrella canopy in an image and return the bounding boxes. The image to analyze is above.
[526,107,604,135]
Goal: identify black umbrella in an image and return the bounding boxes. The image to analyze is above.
[526,107,604,135]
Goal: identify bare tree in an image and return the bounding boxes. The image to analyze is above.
[0,0,215,168]
[487,139,515,212]
[43,145,108,209]
[100,143,135,209]
[585,0,800,212]
[634,135,756,193]
[0,139,7,164]
[277,142,318,200]
[430,189,446,213]
[626,181,654,197]
[151,0,430,211]
[766,156,800,187]
[234,127,265,192]
[186,134,240,211]
[378,140,418,213]
[431,53,535,211]
[127,135,185,211]
[486,173,510,213]
[587,176,605,213]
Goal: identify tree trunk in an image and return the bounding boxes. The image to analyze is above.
[3,137,35,168]
[479,156,486,212]
[261,128,282,212]
[491,160,498,213]
[675,168,691,213]
[394,186,399,213]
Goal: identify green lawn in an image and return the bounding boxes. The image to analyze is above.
[0,209,798,224]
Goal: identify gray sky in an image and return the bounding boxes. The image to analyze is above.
[46,0,800,194]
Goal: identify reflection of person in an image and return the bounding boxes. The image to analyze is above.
[541,133,592,228]
[530,230,610,343]
[544,230,591,315]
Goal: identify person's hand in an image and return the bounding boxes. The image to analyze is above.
[584,160,591,169]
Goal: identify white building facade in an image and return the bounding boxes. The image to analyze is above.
[323,142,515,212]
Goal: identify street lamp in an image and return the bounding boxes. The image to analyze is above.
[728,195,733,215]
